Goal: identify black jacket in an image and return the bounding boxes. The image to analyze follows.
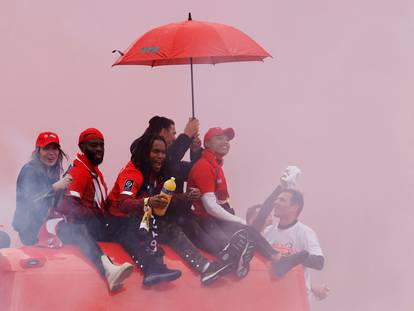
[165,134,202,193]
[12,159,59,245]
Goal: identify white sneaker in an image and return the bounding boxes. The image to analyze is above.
[101,255,134,291]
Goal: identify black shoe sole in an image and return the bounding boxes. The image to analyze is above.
[236,242,254,278]
[201,262,234,286]
[143,270,182,287]
[219,230,248,262]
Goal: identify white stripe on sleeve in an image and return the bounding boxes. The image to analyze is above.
[69,191,81,198]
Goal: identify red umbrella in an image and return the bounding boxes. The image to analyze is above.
[113,13,271,117]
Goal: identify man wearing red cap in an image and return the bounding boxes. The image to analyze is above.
[187,127,310,278]
[57,128,180,291]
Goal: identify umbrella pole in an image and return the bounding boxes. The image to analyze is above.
[190,57,195,118]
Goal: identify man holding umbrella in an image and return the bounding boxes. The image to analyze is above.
[130,115,201,193]
[128,117,249,284]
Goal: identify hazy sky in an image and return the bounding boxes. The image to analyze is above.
[1,0,414,310]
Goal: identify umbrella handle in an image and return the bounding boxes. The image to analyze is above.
[190,58,195,118]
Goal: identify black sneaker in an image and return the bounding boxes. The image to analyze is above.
[272,250,309,278]
[235,241,255,279]
[218,229,249,262]
[143,264,182,287]
[200,261,233,286]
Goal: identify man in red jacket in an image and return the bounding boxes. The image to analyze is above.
[57,128,180,291]
[187,127,309,278]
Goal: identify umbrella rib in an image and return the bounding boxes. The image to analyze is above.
[211,24,234,59]
[170,25,182,63]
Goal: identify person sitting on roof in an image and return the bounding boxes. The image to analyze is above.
[12,131,72,246]
[56,128,181,291]
[109,133,237,285]
[187,127,310,278]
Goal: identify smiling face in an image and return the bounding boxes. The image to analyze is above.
[38,143,60,168]
[80,138,105,166]
[149,139,166,173]
[205,134,230,157]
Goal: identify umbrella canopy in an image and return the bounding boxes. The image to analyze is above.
[113,13,271,116]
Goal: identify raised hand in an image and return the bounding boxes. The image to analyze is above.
[184,118,199,138]
[280,166,301,189]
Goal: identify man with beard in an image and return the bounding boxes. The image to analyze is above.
[187,127,310,278]
[57,128,181,291]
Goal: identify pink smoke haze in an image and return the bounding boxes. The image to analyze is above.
[1,1,413,310]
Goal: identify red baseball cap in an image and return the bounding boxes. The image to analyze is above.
[78,128,104,144]
[35,132,60,148]
[203,127,235,146]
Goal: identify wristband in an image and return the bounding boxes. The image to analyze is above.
[144,197,150,207]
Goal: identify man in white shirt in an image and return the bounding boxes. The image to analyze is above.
[263,189,329,302]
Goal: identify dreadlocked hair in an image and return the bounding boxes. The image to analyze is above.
[130,134,167,178]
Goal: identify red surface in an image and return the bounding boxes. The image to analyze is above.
[113,18,271,67]
[0,244,309,311]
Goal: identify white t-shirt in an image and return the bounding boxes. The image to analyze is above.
[263,221,323,301]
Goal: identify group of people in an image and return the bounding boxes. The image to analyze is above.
[10,115,326,302]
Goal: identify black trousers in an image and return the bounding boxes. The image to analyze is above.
[57,215,162,276]
[178,215,228,256]
[214,219,278,260]
[179,215,278,260]
[156,216,209,274]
